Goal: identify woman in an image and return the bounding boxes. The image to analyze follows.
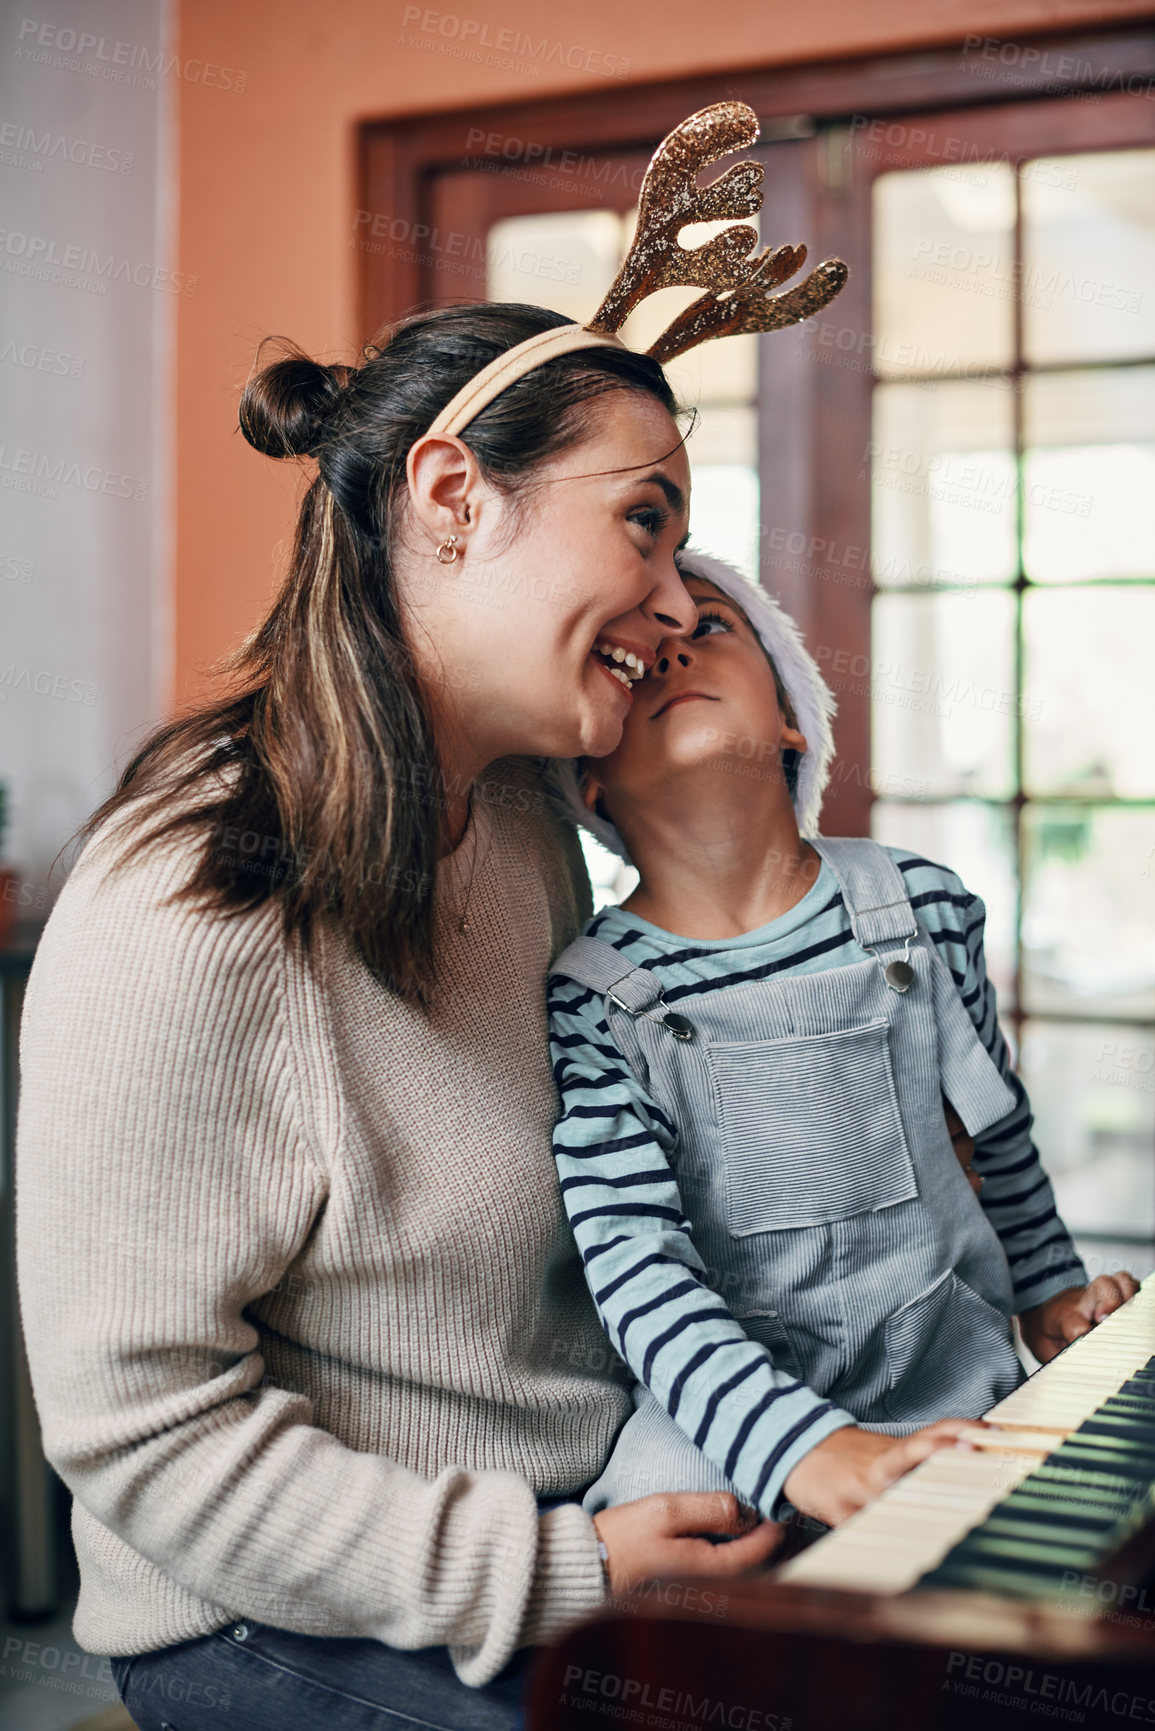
[15,302,781,1731]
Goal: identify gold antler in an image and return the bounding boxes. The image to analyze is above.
[422,100,850,444]
[647,249,850,364]
[586,102,765,334]
[586,99,849,363]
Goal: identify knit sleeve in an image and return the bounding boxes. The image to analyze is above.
[16,822,604,1686]
[549,975,854,1516]
[924,882,1088,1311]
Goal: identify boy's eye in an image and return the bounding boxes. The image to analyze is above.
[692,611,732,639]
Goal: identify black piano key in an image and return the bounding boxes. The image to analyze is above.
[1051,1441,1155,1474]
[1078,1414,1155,1440]
[1028,1471,1151,1507]
[1064,1422,1155,1450]
[922,1557,1082,1598]
[1095,1409,1155,1433]
[911,1332,1155,1599]
[1031,1457,1149,1488]
[986,1504,1121,1536]
[976,1524,1115,1557]
[1009,1467,1138,1500]
[940,1534,1103,1571]
[999,1495,1134,1529]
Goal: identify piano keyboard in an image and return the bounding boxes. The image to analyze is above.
[778,1273,1155,1599]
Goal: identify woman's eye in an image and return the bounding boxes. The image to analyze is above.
[628,509,664,539]
[692,613,732,639]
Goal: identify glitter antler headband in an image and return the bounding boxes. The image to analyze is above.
[425,101,849,440]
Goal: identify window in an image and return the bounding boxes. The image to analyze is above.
[866,136,1155,1267]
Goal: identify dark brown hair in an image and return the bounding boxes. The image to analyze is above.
[78,302,680,999]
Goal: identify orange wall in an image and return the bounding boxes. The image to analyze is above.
[174,0,1151,703]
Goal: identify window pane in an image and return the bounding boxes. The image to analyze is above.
[1022,805,1155,1019]
[873,165,1015,379]
[486,210,622,317]
[684,406,759,580]
[1024,587,1155,798]
[873,380,1017,587]
[687,468,760,581]
[1022,149,1155,366]
[871,591,1017,799]
[1020,1020,1155,1241]
[663,332,758,408]
[1023,367,1155,583]
[871,799,1016,1006]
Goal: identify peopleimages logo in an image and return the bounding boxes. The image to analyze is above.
[398,7,630,78]
[0,120,134,172]
[0,229,196,296]
[14,18,248,92]
[0,444,149,502]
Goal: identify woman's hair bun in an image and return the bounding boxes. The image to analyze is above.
[239,340,352,459]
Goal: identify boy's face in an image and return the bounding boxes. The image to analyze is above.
[581,575,809,824]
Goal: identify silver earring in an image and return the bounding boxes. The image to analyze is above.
[436,534,460,565]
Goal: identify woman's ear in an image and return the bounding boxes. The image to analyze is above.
[405,432,482,552]
[781,719,809,755]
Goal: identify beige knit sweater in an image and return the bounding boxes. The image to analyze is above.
[15,758,631,1686]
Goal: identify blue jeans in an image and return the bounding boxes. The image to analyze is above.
[109,1495,578,1730]
[111,1619,536,1731]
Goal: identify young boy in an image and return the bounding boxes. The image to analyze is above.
[547,549,1137,1536]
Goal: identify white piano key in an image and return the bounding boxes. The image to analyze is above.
[775,1275,1155,1595]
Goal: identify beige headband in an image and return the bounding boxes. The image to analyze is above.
[416,101,848,445]
[425,325,629,439]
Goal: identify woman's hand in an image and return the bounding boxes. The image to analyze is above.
[592,1492,782,1596]
[782,1419,983,1528]
[1019,1273,1140,1364]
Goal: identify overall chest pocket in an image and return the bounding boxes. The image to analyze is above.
[704,1018,917,1237]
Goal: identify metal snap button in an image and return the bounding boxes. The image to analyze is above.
[662,1011,694,1041]
[885,959,914,993]
[232,1622,250,1641]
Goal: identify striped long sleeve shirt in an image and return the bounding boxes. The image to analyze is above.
[548,847,1086,1514]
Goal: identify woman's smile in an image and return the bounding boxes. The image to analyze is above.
[590,635,652,696]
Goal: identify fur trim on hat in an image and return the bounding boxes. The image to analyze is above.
[544,548,837,862]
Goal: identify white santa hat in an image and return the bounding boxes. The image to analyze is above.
[545,547,838,861]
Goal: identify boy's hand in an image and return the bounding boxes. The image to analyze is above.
[782,1420,982,1528]
[1019,1273,1140,1364]
[592,1492,782,1596]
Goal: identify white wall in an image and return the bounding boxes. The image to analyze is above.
[0,0,173,904]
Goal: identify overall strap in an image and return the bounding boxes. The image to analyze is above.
[928,951,1019,1133]
[812,839,1017,1130]
[549,935,695,1057]
[549,935,665,1014]
[809,836,918,950]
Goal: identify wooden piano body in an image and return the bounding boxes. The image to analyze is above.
[529,1278,1155,1729]
[529,1577,1155,1731]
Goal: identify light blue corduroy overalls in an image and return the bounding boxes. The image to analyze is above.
[550,837,1028,1512]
